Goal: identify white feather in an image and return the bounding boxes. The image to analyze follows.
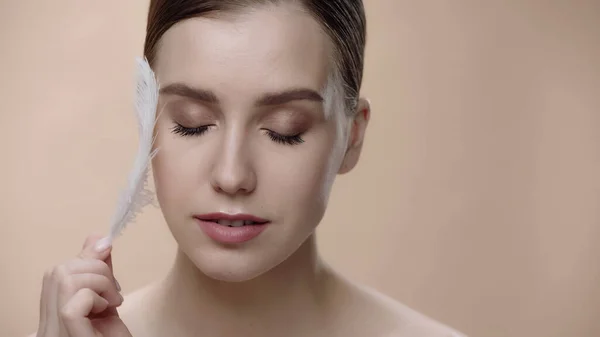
[108,57,160,242]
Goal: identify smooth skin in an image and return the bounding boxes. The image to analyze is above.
[31,3,465,337]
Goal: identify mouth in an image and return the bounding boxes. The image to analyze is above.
[204,219,267,227]
[194,213,270,227]
[194,213,270,244]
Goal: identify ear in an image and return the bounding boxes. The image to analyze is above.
[338,97,371,175]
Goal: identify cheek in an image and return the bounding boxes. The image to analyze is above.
[151,152,189,218]
[256,133,340,218]
[151,125,204,214]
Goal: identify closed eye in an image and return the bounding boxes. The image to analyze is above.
[170,124,212,137]
[264,130,305,145]
[170,124,305,146]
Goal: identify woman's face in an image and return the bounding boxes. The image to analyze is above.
[151,3,367,281]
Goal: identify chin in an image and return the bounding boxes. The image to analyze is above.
[185,246,284,283]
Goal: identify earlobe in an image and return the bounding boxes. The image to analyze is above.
[338,97,371,175]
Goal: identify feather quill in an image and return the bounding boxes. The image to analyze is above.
[108,57,160,242]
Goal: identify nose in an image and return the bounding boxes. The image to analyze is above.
[210,128,257,196]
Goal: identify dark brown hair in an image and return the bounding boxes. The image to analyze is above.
[143,0,366,115]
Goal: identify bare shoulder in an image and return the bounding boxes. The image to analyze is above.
[366,287,467,337]
[332,278,467,337]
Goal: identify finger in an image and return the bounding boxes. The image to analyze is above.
[60,288,109,337]
[42,235,110,337]
[81,233,104,249]
[58,273,123,308]
[45,269,62,337]
[37,269,52,337]
[60,258,114,281]
[72,239,122,307]
[78,234,112,260]
[49,272,73,337]
[96,252,122,317]
[66,251,121,297]
[104,252,121,291]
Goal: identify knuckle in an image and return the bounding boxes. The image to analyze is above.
[60,288,94,321]
[98,261,112,275]
[89,259,111,277]
[59,306,76,321]
[58,277,76,295]
[50,267,60,279]
[52,264,69,280]
[85,257,104,268]
[100,275,112,289]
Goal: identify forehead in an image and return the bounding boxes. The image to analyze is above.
[153,3,333,95]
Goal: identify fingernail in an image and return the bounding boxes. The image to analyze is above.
[115,278,121,292]
[94,237,112,252]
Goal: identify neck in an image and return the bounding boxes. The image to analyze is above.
[154,234,336,337]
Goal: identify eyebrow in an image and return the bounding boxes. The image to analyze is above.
[160,83,219,104]
[256,88,324,106]
[159,83,324,106]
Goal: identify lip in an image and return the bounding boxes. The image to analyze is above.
[193,213,269,223]
[194,212,270,244]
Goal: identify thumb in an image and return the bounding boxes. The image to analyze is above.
[78,234,112,260]
[78,233,118,281]
[103,252,122,295]
[78,234,123,318]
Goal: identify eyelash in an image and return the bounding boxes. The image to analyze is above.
[171,124,211,137]
[170,123,305,146]
[265,130,305,145]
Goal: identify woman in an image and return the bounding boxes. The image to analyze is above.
[33,1,465,336]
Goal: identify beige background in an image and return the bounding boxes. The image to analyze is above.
[1,1,599,336]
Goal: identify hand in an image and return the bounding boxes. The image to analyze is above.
[34,234,132,337]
